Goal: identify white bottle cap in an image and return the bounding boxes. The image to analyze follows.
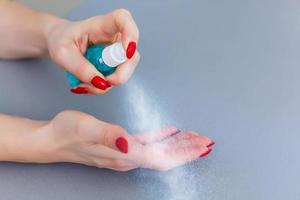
[102,42,127,67]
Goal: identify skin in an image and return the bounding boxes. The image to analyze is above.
[0,1,214,171]
[0,111,212,171]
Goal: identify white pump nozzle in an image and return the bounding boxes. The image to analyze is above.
[102,42,126,67]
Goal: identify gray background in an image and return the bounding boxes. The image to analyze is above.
[0,0,300,199]
[17,0,84,16]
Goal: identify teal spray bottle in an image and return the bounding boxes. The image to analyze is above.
[67,42,127,87]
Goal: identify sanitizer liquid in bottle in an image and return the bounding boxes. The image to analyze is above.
[67,42,127,87]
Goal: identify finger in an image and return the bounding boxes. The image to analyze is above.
[113,33,122,43]
[175,131,214,147]
[134,126,180,144]
[167,145,209,168]
[57,45,111,91]
[69,85,89,95]
[70,82,114,96]
[161,131,212,147]
[106,51,140,86]
[89,120,137,154]
[141,133,212,171]
[162,134,212,165]
[75,115,132,154]
[159,131,198,146]
[84,140,146,168]
[187,131,214,147]
[86,84,113,95]
[87,9,139,53]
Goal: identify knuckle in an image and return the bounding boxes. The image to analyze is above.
[52,45,69,63]
[74,63,88,79]
[203,136,211,141]
[78,112,95,123]
[134,29,140,41]
[114,74,128,85]
[111,159,126,168]
[55,110,86,122]
[101,128,111,146]
[112,124,127,135]
[76,115,95,133]
[118,77,128,85]
[94,160,105,168]
[101,124,126,145]
[92,89,106,95]
[115,8,131,17]
[187,131,200,137]
[53,110,95,139]
[134,51,141,61]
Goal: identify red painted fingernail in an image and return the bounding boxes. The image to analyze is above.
[207,141,215,148]
[91,76,109,90]
[115,137,128,153]
[70,87,88,94]
[106,81,112,88]
[200,149,212,157]
[126,41,136,59]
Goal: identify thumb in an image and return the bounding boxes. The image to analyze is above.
[57,45,110,90]
[93,121,133,154]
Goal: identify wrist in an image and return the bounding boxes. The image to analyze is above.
[0,117,54,163]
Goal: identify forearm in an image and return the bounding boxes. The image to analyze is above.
[0,1,64,59]
[0,113,51,162]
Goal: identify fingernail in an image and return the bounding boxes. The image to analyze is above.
[106,81,112,88]
[200,149,212,157]
[126,41,136,59]
[70,87,88,94]
[91,76,109,90]
[207,141,215,148]
[115,137,128,153]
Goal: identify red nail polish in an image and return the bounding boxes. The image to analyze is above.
[106,81,112,88]
[91,76,109,90]
[70,87,88,94]
[200,149,212,157]
[207,141,215,148]
[115,137,128,153]
[126,41,136,59]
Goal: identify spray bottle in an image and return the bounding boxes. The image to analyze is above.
[67,42,127,87]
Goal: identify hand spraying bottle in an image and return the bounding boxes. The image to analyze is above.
[67,42,127,87]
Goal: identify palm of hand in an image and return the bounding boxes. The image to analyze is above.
[48,110,213,171]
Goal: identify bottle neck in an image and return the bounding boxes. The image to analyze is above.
[102,42,127,67]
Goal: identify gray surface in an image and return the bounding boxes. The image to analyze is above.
[17,0,85,16]
[0,0,300,199]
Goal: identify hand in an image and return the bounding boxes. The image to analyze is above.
[46,9,140,95]
[39,110,214,171]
